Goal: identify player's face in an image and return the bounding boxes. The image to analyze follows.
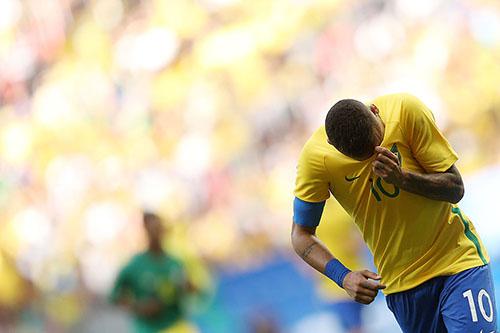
[145,217,164,242]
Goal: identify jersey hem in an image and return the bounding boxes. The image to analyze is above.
[382,260,489,295]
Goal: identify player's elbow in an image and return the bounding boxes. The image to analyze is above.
[445,166,464,204]
[291,223,315,255]
[449,185,464,204]
[290,223,301,254]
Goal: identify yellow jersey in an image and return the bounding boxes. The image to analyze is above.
[294,93,488,295]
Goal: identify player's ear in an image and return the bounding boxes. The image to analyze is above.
[370,104,379,115]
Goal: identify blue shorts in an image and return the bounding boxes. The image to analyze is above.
[386,265,497,333]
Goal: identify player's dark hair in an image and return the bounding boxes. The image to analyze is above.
[325,99,376,159]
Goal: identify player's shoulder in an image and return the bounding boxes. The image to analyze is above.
[372,92,422,110]
[116,253,144,276]
[373,92,419,102]
[127,252,149,266]
[167,255,184,269]
[302,126,329,152]
[299,126,330,163]
[374,93,429,122]
[159,253,185,274]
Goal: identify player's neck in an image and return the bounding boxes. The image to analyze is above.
[373,116,385,145]
[148,241,163,255]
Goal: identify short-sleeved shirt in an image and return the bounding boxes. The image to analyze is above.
[110,251,186,333]
[294,93,489,295]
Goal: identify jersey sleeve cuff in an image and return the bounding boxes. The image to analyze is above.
[293,197,326,228]
[424,153,459,173]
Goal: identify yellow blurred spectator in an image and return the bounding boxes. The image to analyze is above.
[0,249,34,329]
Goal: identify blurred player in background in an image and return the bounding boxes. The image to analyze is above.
[110,212,197,333]
[291,93,497,332]
[315,199,367,333]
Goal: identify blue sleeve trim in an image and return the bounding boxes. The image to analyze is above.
[293,197,326,228]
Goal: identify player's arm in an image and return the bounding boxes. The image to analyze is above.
[291,198,385,304]
[376,94,465,203]
[291,222,333,273]
[373,147,464,203]
[109,266,132,307]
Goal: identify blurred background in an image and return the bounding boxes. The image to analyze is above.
[1,0,500,332]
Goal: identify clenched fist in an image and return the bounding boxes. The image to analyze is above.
[342,269,386,305]
[372,146,405,186]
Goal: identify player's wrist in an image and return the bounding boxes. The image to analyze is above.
[324,258,352,289]
[394,168,408,188]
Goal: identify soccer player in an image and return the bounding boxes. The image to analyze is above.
[110,212,193,333]
[291,93,497,332]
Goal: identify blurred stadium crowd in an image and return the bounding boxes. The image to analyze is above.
[0,0,500,332]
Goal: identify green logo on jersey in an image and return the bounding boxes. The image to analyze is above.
[451,206,487,265]
[371,143,402,202]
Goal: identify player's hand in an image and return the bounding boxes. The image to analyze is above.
[372,146,405,186]
[342,270,386,305]
[134,298,163,318]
